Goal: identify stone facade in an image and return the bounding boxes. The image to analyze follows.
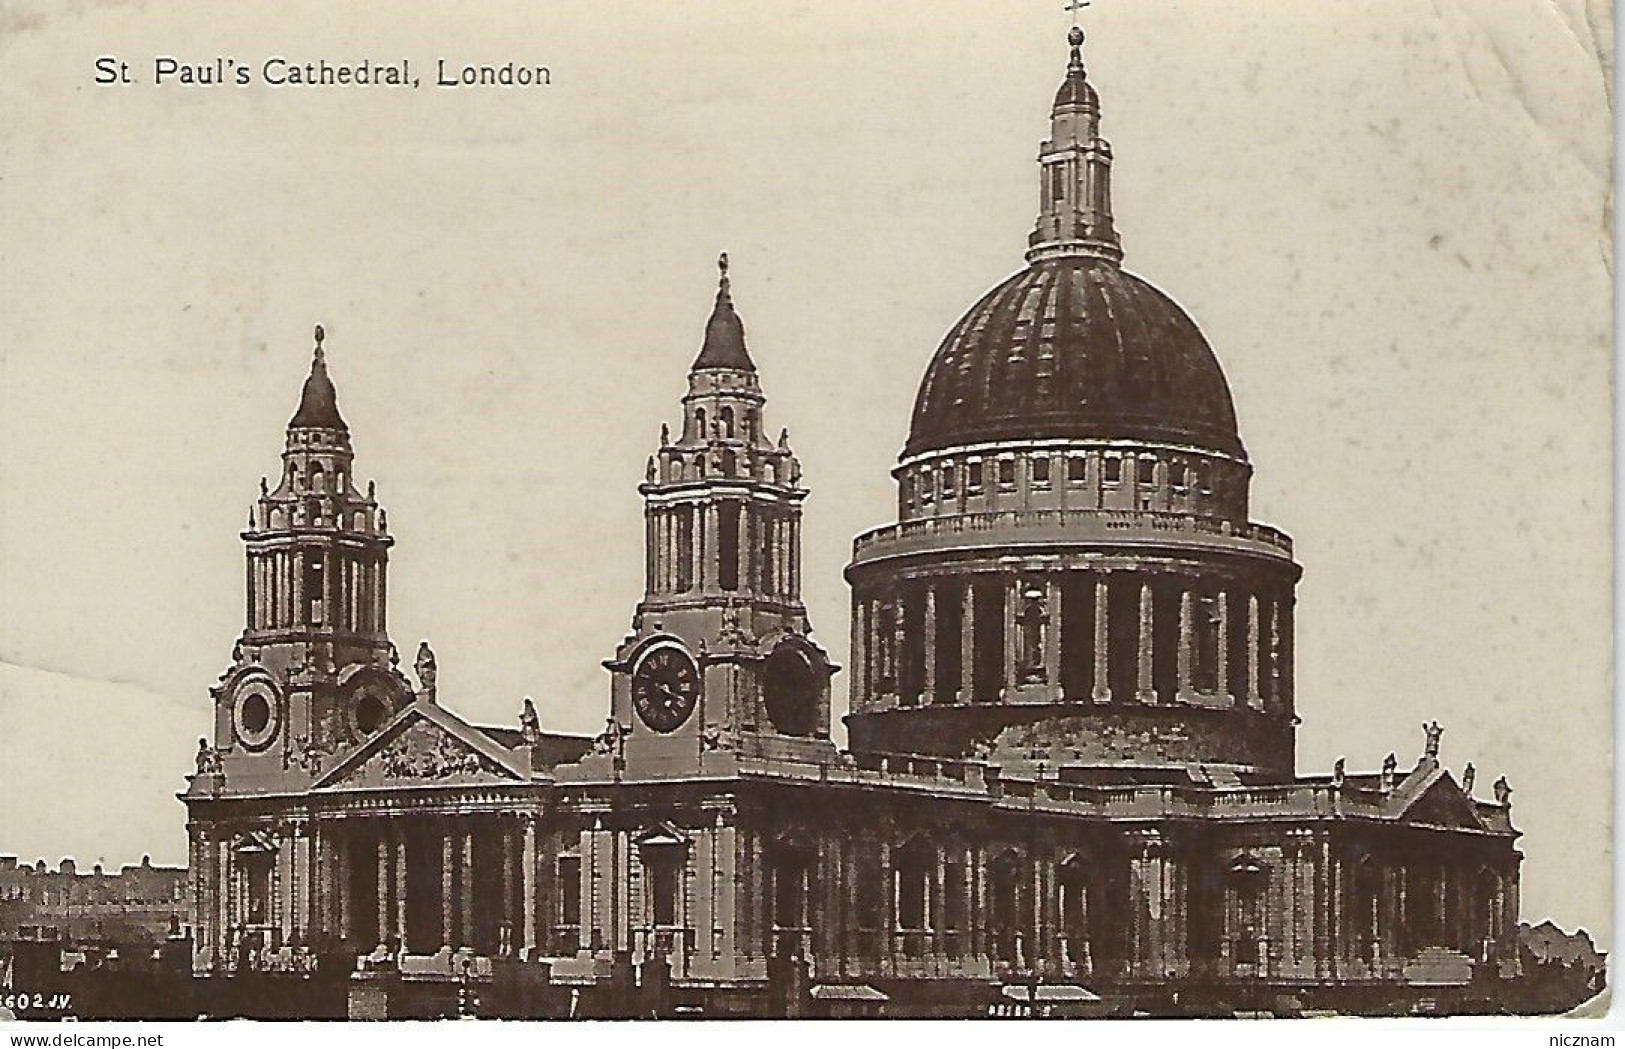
[181,30,1524,1018]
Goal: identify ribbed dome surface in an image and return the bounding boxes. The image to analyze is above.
[905,258,1244,459]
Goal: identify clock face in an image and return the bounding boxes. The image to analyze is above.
[763,644,820,737]
[632,646,700,733]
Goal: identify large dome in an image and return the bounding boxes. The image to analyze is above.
[904,257,1245,460]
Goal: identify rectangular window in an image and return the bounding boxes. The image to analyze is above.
[558,856,581,926]
[718,501,741,592]
[857,852,884,929]
[998,458,1016,487]
[1032,456,1051,486]
[675,506,694,592]
[304,553,325,625]
[919,467,934,503]
[1104,457,1122,484]
[1068,456,1087,483]
[1138,458,1156,485]
[651,859,679,926]
[966,459,983,493]
[896,864,928,931]
[941,462,955,497]
[943,862,966,931]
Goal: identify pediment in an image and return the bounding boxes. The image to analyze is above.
[316,703,526,790]
[634,821,689,849]
[1395,776,1487,831]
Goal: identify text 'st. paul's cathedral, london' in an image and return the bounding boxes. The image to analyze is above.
[181,28,1525,1018]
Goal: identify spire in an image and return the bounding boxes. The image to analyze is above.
[289,324,349,431]
[691,253,756,372]
[1027,27,1122,265]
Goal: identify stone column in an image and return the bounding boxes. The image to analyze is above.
[217,837,232,956]
[851,596,867,708]
[502,822,518,956]
[790,517,801,599]
[522,815,538,960]
[1246,594,1262,710]
[1092,574,1111,703]
[1043,576,1062,694]
[336,827,352,944]
[189,827,210,968]
[1216,590,1231,703]
[375,829,390,948]
[393,826,407,947]
[922,585,938,702]
[291,818,308,945]
[1136,581,1155,704]
[460,826,475,949]
[960,580,976,704]
[1177,589,1194,700]
[1001,576,1019,695]
[1268,600,1283,713]
[441,824,456,950]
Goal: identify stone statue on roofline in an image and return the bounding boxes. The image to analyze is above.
[520,697,541,747]
[1422,720,1443,760]
[415,641,438,699]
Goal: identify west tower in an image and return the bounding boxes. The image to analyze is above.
[210,327,417,791]
[602,257,838,771]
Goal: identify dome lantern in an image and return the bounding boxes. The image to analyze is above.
[1028,27,1120,266]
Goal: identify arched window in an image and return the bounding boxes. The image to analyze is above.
[556,854,582,952]
[720,406,735,439]
[894,838,933,932]
[1193,592,1223,692]
[1058,855,1092,972]
[1226,856,1269,970]
[988,853,1026,967]
[694,408,707,440]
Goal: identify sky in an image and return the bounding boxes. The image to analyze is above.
[0,0,1612,944]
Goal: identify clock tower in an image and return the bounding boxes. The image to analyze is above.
[602,256,838,771]
[209,327,417,792]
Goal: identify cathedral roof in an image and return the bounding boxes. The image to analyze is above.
[691,254,756,372]
[288,326,349,431]
[901,30,1244,462]
[904,258,1244,459]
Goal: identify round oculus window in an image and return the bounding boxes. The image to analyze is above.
[762,644,820,737]
[232,683,280,750]
[352,686,392,736]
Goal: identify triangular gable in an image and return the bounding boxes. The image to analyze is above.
[1392,773,1489,831]
[315,700,527,790]
[633,821,689,849]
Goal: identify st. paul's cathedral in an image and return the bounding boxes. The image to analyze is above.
[181,28,1525,1018]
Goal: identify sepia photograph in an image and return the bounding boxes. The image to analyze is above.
[0,0,1613,1028]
